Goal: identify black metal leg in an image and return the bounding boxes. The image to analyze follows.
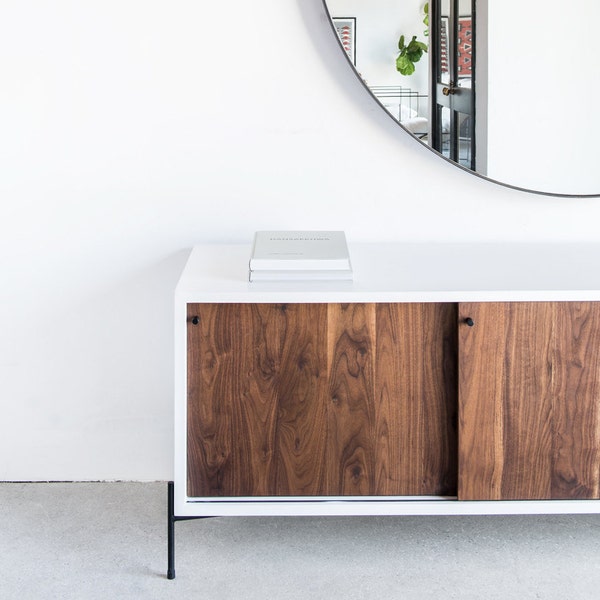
[167,481,176,579]
[167,482,214,579]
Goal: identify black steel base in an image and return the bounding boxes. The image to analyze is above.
[167,481,211,579]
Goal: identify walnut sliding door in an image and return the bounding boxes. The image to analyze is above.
[458,302,600,500]
[186,303,457,498]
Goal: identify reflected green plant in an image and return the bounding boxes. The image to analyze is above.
[396,3,429,76]
[396,34,428,76]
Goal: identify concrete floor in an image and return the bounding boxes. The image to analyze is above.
[2,483,600,599]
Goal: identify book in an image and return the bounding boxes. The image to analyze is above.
[249,231,351,271]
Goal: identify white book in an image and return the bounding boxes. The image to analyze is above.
[249,269,353,282]
[250,231,351,271]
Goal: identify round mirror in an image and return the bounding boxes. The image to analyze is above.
[323,0,600,196]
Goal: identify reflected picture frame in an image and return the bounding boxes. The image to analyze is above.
[332,17,356,65]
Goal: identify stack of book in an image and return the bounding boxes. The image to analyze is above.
[249,231,353,282]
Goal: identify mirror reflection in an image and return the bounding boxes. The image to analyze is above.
[324,0,600,196]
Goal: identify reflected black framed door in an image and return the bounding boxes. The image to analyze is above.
[430,0,475,170]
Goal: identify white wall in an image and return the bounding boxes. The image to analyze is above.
[1,0,599,481]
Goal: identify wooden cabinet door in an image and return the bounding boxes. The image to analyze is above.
[186,303,457,498]
[458,302,600,500]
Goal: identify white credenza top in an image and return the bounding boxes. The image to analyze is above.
[175,242,600,303]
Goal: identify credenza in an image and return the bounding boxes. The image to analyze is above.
[168,242,600,577]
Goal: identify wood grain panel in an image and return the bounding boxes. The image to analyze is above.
[326,304,377,495]
[552,303,600,498]
[186,303,240,497]
[458,302,600,500]
[228,304,280,496]
[271,304,329,495]
[458,303,506,500]
[375,304,457,496]
[187,303,329,497]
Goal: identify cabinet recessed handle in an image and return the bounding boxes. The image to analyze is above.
[465,317,474,327]
[191,316,199,325]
